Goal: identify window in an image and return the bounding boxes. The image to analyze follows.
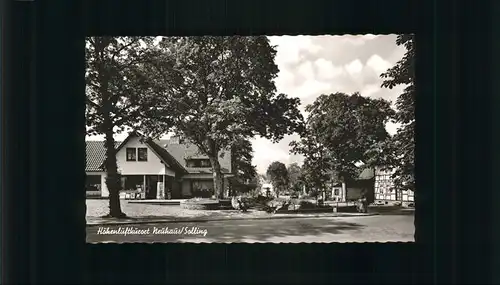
[186,160,196,167]
[122,175,144,191]
[126,148,137,161]
[86,175,101,192]
[85,175,101,185]
[334,189,340,196]
[186,159,211,168]
[200,159,211,167]
[138,148,148,161]
[191,180,214,198]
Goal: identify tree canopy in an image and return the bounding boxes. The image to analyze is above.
[291,92,395,183]
[287,162,303,193]
[266,161,289,198]
[139,36,304,198]
[379,34,415,191]
[290,122,334,195]
[86,37,159,136]
[231,138,257,183]
[85,36,160,217]
[229,138,258,195]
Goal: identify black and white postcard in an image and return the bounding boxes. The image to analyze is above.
[85,35,415,243]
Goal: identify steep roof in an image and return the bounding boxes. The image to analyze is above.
[358,168,375,180]
[145,138,188,174]
[157,139,231,174]
[85,141,121,172]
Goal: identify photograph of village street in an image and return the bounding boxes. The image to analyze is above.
[85,34,415,243]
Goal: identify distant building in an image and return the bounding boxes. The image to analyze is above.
[327,167,414,203]
[256,175,273,196]
[261,183,274,196]
[329,168,375,203]
[374,167,414,202]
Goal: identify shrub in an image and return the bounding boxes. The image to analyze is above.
[309,189,320,198]
[299,190,321,200]
[255,195,273,203]
[297,200,317,209]
[265,198,292,213]
[244,195,273,208]
[242,189,264,198]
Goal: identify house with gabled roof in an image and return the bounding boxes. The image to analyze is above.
[374,167,414,203]
[85,131,233,199]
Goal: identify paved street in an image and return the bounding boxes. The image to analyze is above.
[87,213,414,243]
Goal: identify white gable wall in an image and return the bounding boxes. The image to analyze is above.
[101,172,109,197]
[116,136,174,175]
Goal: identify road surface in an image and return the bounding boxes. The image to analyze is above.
[87,213,414,243]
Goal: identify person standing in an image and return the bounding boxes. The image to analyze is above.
[358,189,368,213]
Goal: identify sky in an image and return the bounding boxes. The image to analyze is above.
[252,34,407,174]
[86,35,408,175]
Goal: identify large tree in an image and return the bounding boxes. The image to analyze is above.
[266,161,289,198]
[85,37,159,218]
[380,34,415,191]
[287,162,304,193]
[231,138,257,183]
[291,92,395,183]
[140,36,304,199]
[290,125,333,199]
[229,138,258,195]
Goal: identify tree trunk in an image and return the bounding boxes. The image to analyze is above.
[93,38,125,218]
[228,180,234,197]
[209,156,224,199]
[104,126,126,218]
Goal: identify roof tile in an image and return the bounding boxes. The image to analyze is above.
[85,141,121,172]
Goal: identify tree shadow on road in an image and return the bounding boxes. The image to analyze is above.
[368,208,415,216]
[87,215,195,224]
[87,211,272,225]
[196,219,365,243]
[86,218,366,243]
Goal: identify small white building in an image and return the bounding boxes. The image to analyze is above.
[261,183,274,196]
[330,183,347,202]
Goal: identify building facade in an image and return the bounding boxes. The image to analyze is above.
[374,168,414,202]
[85,132,233,199]
[329,170,375,203]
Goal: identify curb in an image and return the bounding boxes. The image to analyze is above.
[86,212,379,226]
